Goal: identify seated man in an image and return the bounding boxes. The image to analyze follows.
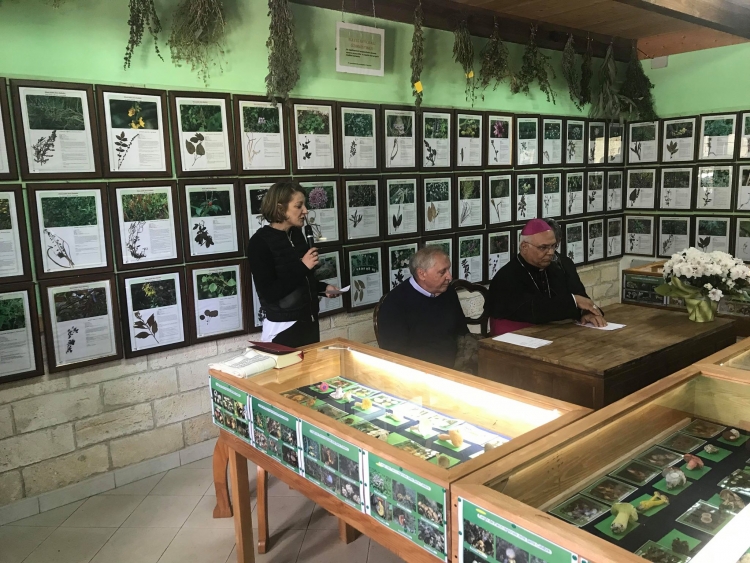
[378,246,469,368]
[489,218,606,332]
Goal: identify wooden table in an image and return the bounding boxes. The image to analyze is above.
[478,303,735,409]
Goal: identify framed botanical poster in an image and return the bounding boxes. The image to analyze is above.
[234,95,289,175]
[516,173,538,221]
[488,174,513,226]
[541,172,562,219]
[563,221,585,265]
[564,171,584,217]
[345,245,384,312]
[485,113,513,168]
[695,217,731,253]
[11,80,101,180]
[659,168,693,210]
[382,106,417,171]
[586,219,604,263]
[487,230,511,280]
[111,181,182,270]
[662,117,696,163]
[516,116,539,168]
[696,165,733,210]
[384,177,418,239]
[40,275,122,373]
[628,121,659,164]
[564,119,586,165]
[179,180,241,261]
[0,185,32,283]
[119,268,188,357]
[300,178,340,245]
[541,117,563,166]
[456,175,483,229]
[240,177,288,241]
[588,121,606,164]
[606,216,623,258]
[385,240,417,291]
[736,165,750,211]
[315,248,345,316]
[422,176,452,234]
[187,261,246,341]
[423,237,454,276]
[626,169,657,209]
[0,283,43,383]
[455,111,483,169]
[734,218,750,262]
[28,183,112,279]
[0,78,18,181]
[606,170,623,212]
[421,109,452,170]
[339,102,379,173]
[625,215,655,256]
[740,112,750,159]
[98,85,171,178]
[699,113,737,160]
[658,217,691,258]
[607,122,624,164]
[586,171,605,215]
[457,232,484,283]
[169,91,235,176]
[343,178,380,242]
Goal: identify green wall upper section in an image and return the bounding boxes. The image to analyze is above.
[0,0,747,118]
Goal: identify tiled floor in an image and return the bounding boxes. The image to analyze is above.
[0,457,408,563]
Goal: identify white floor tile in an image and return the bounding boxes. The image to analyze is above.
[181,457,213,470]
[366,539,408,563]
[24,527,115,563]
[90,527,178,563]
[305,505,339,530]
[150,467,214,497]
[100,473,166,496]
[267,475,306,498]
[224,528,305,563]
[296,527,369,563]
[7,501,84,527]
[157,526,235,563]
[183,496,236,529]
[61,495,145,528]
[251,495,315,534]
[121,495,202,528]
[0,526,55,563]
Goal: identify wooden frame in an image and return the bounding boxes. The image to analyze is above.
[28,182,113,280]
[515,115,540,169]
[0,184,32,283]
[381,105,419,172]
[695,163,734,211]
[658,166,695,210]
[39,274,123,373]
[239,176,290,243]
[627,120,660,165]
[169,90,236,177]
[487,172,514,227]
[11,79,102,180]
[607,121,625,165]
[383,238,419,293]
[606,169,624,213]
[382,175,421,240]
[562,219,586,265]
[541,171,563,219]
[661,115,698,163]
[96,84,172,178]
[585,217,606,264]
[486,229,513,281]
[624,214,656,256]
[515,172,539,222]
[564,117,587,166]
[484,112,514,169]
[233,94,290,176]
[694,215,733,254]
[315,246,346,318]
[585,170,605,215]
[343,243,385,312]
[657,215,692,258]
[606,215,624,258]
[587,120,607,165]
[337,101,381,174]
[698,111,739,161]
[625,168,658,210]
[455,230,486,284]
[0,77,18,181]
[563,170,585,218]
[454,109,484,170]
[540,116,564,167]
[455,173,485,231]
[420,108,454,172]
[0,282,44,383]
[299,176,342,247]
[341,176,382,244]
[421,175,454,235]
[289,98,338,175]
[117,266,190,358]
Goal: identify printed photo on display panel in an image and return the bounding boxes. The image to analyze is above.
[515,173,538,221]
[564,221,585,265]
[421,110,452,170]
[735,218,750,262]
[234,95,289,175]
[541,172,562,219]
[541,117,562,166]
[180,180,241,260]
[626,168,657,209]
[487,174,513,225]
[423,176,452,233]
[564,171,584,217]
[346,245,383,311]
[455,112,483,168]
[606,170,623,212]
[0,78,18,180]
[383,106,417,171]
[628,121,659,164]
[344,178,380,242]
[457,233,484,283]
[0,283,43,382]
[740,112,750,159]
[339,103,379,172]
[586,171,604,214]
[0,185,32,283]
[588,121,606,164]
[315,248,345,315]
[301,178,340,245]
[250,277,264,330]
[659,167,693,210]
[487,230,511,280]
[384,177,419,238]
[386,241,417,291]
[516,116,539,167]
[625,215,655,256]
[485,113,512,168]
[607,122,624,164]
[456,175,483,229]
[98,86,171,177]
[188,261,245,341]
[662,117,697,163]
[11,80,101,180]
[699,113,737,161]
[606,216,623,258]
[737,165,750,211]
[695,216,731,253]
[565,119,585,165]
[696,165,733,211]
[170,91,235,176]
[658,216,691,258]
[586,219,605,262]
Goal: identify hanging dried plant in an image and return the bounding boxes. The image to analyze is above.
[580,38,593,106]
[453,19,478,106]
[511,25,556,104]
[479,18,512,93]
[266,0,300,104]
[410,0,424,109]
[168,0,226,85]
[589,43,635,123]
[621,44,658,121]
[124,0,163,70]
[561,35,582,110]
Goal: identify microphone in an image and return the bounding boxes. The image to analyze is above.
[303,217,315,248]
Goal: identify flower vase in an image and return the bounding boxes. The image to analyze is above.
[684,297,718,322]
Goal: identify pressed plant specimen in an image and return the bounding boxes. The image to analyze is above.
[517,194,527,218]
[132,311,159,343]
[567,139,576,161]
[65,326,79,354]
[630,141,642,161]
[663,189,673,207]
[185,132,206,165]
[32,130,57,165]
[423,140,437,166]
[628,188,641,207]
[126,221,147,259]
[628,172,653,206]
[701,187,713,207]
[352,279,366,303]
[43,229,74,269]
[662,233,675,254]
[114,131,139,169]
[348,140,357,165]
[666,141,679,159]
[349,209,363,229]
[567,176,582,213]
[389,184,412,232]
[200,309,219,325]
[193,220,214,248]
[461,258,470,279]
[0,297,26,332]
[628,233,637,251]
[697,236,711,251]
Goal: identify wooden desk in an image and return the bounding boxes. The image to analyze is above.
[478,303,736,408]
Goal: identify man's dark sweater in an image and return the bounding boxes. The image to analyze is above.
[378,280,469,368]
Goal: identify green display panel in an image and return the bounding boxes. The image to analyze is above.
[249,396,301,472]
[459,498,587,563]
[622,274,665,305]
[365,452,448,561]
[210,376,251,443]
[300,420,365,510]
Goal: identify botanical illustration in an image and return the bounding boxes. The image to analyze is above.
[459,238,480,279]
[423,115,448,166]
[489,118,509,163]
[130,279,177,343]
[566,225,582,261]
[41,195,98,269]
[109,100,158,169]
[628,171,653,207]
[425,180,448,225]
[588,222,603,257]
[661,170,691,208]
[589,124,604,161]
[488,234,509,279]
[196,269,237,321]
[517,177,536,218]
[459,178,480,225]
[0,198,12,230]
[543,175,560,216]
[490,178,510,222]
[627,218,652,252]
[347,184,376,229]
[739,220,750,255]
[609,124,623,162]
[54,286,108,352]
[351,252,379,303]
[608,174,622,209]
[390,248,414,288]
[121,192,169,260]
[665,121,692,159]
[566,123,583,161]
[0,297,26,332]
[386,113,412,164]
[518,120,537,162]
[587,174,603,208]
[608,220,622,254]
[699,168,730,207]
[697,220,728,252]
[343,110,373,166]
[388,182,414,232]
[630,124,656,161]
[304,184,335,239]
[661,219,688,255]
[567,174,583,213]
[242,105,280,166]
[180,104,223,165]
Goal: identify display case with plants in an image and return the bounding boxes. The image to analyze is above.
[661,117,697,163]
[515,116,539,168]
[456,232,484,283]
[385,241,418,290]
[300,178,341,245]
[343,178,381,242]
[233,94,289,175]
[486,230,511,280]
[699,113,738,161]
[626,169,657,210]
[0,282,43,383]
[455,111,483,169]
[586,218,605,263]
[0,76,18,181]
[179,179,241,261]
[456,175,484,229]
[516,173,539,221]
[606,170,624,212]
[607,216,623,258]
[565,119,586,165]
[659,168,694,210]
[344,244,384,312]
[658,217,691,258]
[0,185,32,283]
[422,176,453,234]
[697,165,733,211]
[338,102,380,173]
[383,176,419,239]
[382,106,418,172]
[694,217,732,253]
[487,173,513,226]
[541,172,562,219]
[625,215,655,256]
[628,121,660,164]
[421,109,453,171]
[564,171,585,217]
[541,117,563,166]
[485,113,513,168]
[186,260,246,342]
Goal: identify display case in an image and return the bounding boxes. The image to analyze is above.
[452,364,750,563]
[210,339,590,563]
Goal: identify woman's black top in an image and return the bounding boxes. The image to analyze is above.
[247,225,327,322]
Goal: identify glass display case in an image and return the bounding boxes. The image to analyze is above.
[452,364,750,563]
[209,338,590,563]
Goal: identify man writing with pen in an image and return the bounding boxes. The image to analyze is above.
[247,181,341,347]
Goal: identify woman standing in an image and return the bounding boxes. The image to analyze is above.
[247,181,339,347]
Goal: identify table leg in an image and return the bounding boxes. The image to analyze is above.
[257,465,269,554]
[338,518,361,544]
[212,438,232,518]
[228,447,255,563]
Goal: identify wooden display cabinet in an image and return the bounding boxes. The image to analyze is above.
[452,361,750,563]
[209,338,590,563]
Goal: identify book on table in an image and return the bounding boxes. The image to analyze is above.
[209,342,304,377]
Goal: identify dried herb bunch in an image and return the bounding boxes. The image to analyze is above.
[621,44,657,121]
[124,0,163,70]
[562,35,582,110]
[511,25,556,104]
[410,0,424,109]
[589,43,635,123]
[168,0,226,85]
[453,19,478,106]
[266,0,300,104]
[479,18,512,93]
[580,38,593,106]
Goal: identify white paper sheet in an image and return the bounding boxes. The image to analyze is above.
[576,321,626,331]
[492,333,552,348]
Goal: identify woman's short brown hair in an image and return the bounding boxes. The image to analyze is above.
[260,181,306,223]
